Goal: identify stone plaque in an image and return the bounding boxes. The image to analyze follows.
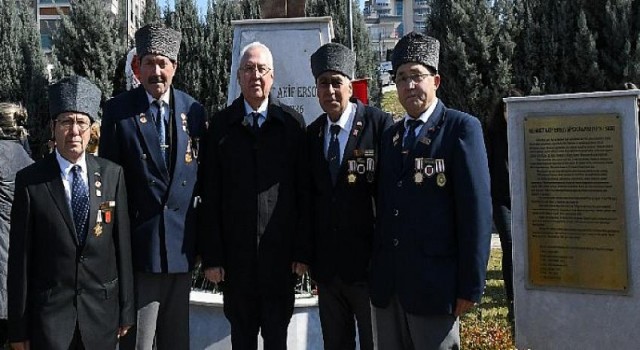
[524,114,628,292]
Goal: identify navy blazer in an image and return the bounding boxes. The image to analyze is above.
[8,154,134,349]
[370,100,492,315]
[307,100,392,284]
[100,86,207,273]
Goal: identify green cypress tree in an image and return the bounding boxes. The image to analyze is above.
[52,0,127,104]
[573,10,603,92]
[143,0,162,24]
[169,0,205,100]
[0,0,49,157]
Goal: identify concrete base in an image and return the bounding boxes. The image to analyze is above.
[189,291,323,349]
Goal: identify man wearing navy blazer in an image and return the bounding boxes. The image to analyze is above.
[370,32,492,349]
[100,24,206,349]
[8,76,134,350]
[307,43,392,350]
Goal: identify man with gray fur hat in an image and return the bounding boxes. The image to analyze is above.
[100,24,206,349]
[8,75,134,350]
[370,32,492,349]
[307,42,392,350]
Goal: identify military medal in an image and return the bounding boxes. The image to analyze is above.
[94,172,102,197]
[181,113,188,132]
[99,201,115,224]
[347,160,357,184]
[185,138,193,163]
[414,158,424,185]
[139,113,147,124]
[366,157,375,183]
[437,173,447,187]
[356,162,366,175]
[419,137,431,146]
[94,211,103,236]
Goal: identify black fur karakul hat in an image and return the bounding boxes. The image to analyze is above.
[311,42,356,80]
[135,24,182,62]
[392,31,440,73]
[49,75,101,122]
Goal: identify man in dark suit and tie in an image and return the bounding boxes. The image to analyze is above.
[370,32,492,349]
[307,43,392,350]
[199,41,310,350]
[7,75,134,350]
[100,24,207,349]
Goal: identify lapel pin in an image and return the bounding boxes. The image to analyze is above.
[139,113,147,123]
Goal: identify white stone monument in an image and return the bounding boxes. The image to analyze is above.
[506,90,640,349]
[227,17,334,125]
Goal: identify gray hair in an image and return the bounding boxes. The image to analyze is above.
[0,102,29,141]
[239,41,274,70]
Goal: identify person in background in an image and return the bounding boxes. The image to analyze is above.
[199,41,310,350]
[0,103,34,347]
[370,32,492,349]
[486,88,522,324]
[100,23,207,349]
[307,42,392,350]
[7,75,134,350]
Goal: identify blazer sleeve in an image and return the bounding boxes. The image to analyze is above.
[113,166,135,326]
[198,115,225,269]
[452,115,493,303]
[99,101,121,164]
[292,116,312,265]
[7,173,31,342]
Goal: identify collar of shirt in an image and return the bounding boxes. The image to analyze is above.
[324,102,356,159]
[403,97,439,137]
[146,90,171,107]
[55,149,88,202]
[243,99,269,127]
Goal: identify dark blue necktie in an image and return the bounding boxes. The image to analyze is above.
[328,124,341,185]
[403,119,423,157]
[153,100,168,166]
[251,112,261,132]
[71,165,89,245]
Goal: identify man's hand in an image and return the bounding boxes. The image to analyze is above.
[11,341,30,350]
[118,326,131,338]
[454,298,477,317]
[204,267,225,283]
[291,262,309,276]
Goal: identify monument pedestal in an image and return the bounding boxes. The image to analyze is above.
[506,90,640,349]
[228,17,334,125]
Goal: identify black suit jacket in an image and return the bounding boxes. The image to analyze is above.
[307,100,392,284]
[7,153,134,350]
[199,96,310,296]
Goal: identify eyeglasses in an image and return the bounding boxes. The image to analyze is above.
[395,73,435,86]
[56,118,92,132]
[317,79,346,89]
[240,65,272,77]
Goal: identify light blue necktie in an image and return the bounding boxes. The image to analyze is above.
[153,100,168,166]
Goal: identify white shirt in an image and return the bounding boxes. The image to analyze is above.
[243,99,269,128]
[56,150,88,206]
[146,90,171,123]
[403,97,439,142]
[324,102,356,164]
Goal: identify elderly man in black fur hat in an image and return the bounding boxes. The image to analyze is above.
[369,32,492,349]
[7,75,134,350]
[100,24,207,350]
[306,42,392,350]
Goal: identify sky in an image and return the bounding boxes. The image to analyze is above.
[163,0,365,16]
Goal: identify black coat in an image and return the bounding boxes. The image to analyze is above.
[199,96,310,296]
[307,100,392,284]
[7,153,134,349]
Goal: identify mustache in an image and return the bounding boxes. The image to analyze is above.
[148,76,165,84]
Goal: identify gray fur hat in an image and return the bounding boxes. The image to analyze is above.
[135,24,182,62]
[311,43,356,80]
[392,32,440,72]
[49,75,101,121]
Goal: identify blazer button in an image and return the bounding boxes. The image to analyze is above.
[182,180,187,186]
[393,238,399,247]
[79,255,86,262]
[393,209,399,216]
[397,181,402,187]
[141,153,147,160]
[149,180,156,185]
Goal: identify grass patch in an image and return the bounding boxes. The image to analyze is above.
[461,249,516,349]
